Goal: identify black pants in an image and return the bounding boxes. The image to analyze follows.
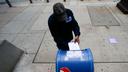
[57,42,69,51]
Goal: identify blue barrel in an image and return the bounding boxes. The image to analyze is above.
[56,48,94,72]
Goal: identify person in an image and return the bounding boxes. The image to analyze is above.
[48,2,80,50]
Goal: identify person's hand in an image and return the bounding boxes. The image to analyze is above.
[72,36,80,44]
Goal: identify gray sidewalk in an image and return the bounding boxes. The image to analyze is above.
[0,0,128,72]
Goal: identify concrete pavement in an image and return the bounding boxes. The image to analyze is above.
[1,0,128,72]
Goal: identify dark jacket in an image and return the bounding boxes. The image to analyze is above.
[48,9,80,47]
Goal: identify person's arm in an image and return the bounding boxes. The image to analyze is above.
[68,9,81,44]
[48,15,62,43]
[72,19,80,44]
[72,19,80,37]
[48,16,56,38]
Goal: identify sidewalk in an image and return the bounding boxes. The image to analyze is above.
[0,0,128,72]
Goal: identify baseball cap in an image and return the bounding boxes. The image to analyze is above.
[53,3,67,21]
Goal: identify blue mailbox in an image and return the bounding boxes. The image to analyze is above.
[56,48,94,72]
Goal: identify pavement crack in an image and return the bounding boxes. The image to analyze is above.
[32,31,47,63]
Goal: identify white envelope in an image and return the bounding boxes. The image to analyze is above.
[64,42,84,61]
[68,42,80,50]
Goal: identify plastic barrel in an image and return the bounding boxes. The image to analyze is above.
[56,48,94,72]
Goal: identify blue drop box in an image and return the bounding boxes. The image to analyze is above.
[56,48,94,72]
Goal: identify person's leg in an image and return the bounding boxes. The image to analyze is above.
[47,0,49,3]
[57,43,69,51]
[29,0,33,3]
[5,0,12,7]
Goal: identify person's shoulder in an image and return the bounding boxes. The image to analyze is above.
[48,14,55,25]
[66,9,72,13]
[48,14,54,21]
[66,9,73,15]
